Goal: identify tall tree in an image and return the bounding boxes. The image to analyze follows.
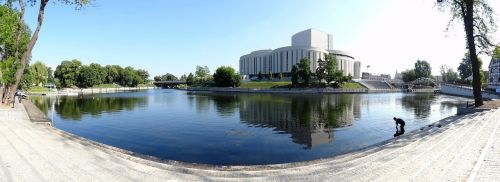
[54,59,81,88]
[298,58,311,85]
[437,0,497,106]
[30,61,47,86]
[5,0,92,105]
[414,60,432,79]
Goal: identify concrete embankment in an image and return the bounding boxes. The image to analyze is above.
[0,98,498,181]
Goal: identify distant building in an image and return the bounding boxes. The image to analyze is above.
[362,72,391,81]
[394,71,402,80]
[488,58,500,91]
[239,29,361,79]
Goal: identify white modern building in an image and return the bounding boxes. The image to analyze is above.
[239,29,361,79]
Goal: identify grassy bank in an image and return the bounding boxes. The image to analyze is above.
[238,81,365,89]
[239,81,291,89]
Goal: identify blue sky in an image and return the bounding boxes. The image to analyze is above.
[22,0,500,78]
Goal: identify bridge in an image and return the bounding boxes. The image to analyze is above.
[152,81,187,88]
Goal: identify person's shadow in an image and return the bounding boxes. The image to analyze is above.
[394,126,405,137]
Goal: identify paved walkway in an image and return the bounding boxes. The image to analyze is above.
[0,104,499,181]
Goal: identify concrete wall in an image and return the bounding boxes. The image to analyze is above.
[440,84,499,99]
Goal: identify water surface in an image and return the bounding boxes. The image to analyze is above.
[31,89,470,165]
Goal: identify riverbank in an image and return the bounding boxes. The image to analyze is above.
[27,86,157,96]
[184,87,442,94]
[0,99,498,181]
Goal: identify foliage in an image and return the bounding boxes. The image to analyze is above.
[186,73,194,86]
[213,66,241,87]
[154,73,178,81]
[195,65,210,79]
[30,61,48,86]
[402,69,417,82]
[291,65,298,86]
[135,69,149,84]
[104,65,121,84]
[414,60,432,78]
[316,58,326,83]
[0,4,30,89]
[268,72,272,81]
[458,53,483,81]
[54,59,81,88]
[19,65,33,90]
[119,66,141,87]
[493,46,500,59]
[298,58,311,85]
[437,0,497,106]
[76,65,100,88]
[439,65,459,82]
[278,72,283,80]
[257,71,263,81]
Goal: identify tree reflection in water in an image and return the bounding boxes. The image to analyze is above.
[31,95,147,120]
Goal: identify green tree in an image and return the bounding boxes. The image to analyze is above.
[0,4,31,102]
[54,59,81,88]
[186,73,195,86]
[104,65,120,84]
[47,66,54,83]
[89,63,105,85]
[30,61,48,86]
[153,76,161,81]
[414,60,432,78]
[291,65,299,86]
[213,66,241,87]
[180,74,187,81]
[268,72,272,81]
[278,72,283,80]
[457,53,484,82]
[77,65,100,88]
[257,71,263,81]
[493,46,500,59]
[119,66,141,87]
[298,58,311,85]
[324,54,339,84]
[6,0,92,105]
[316,58,326,84]
[135,69,149,84]
[159,73,178,81]
[195,65,210,79]
[440,65,459,82]
[19,65,33,90]
[402,69,417,82]
[437,0,496,106]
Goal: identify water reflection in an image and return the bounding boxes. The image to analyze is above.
[31,95,147,120]
[189,93,360,149]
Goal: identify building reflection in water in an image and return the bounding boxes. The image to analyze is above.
[189,92,361,149]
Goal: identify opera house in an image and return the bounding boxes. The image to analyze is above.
[239,29,361,79]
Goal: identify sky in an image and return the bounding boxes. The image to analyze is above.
[20,0,500,78]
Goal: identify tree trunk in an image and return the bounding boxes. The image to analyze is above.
[4,0,48,106]
[463,0,483,107]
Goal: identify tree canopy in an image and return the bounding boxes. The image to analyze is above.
[213,66,241,87]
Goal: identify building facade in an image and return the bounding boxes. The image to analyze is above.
[239,29,361,79]
[488,58,500,91]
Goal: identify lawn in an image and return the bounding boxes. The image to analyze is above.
[91,84,121,88]
[239,81,365,89]
[340,82,365,89]
[27,86,54,93]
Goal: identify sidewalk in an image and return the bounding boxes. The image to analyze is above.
[0,103,499,181]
